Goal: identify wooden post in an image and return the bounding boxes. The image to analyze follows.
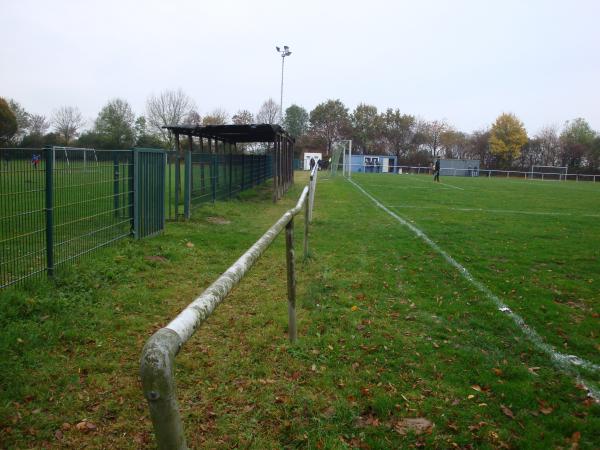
[286,218,297,343]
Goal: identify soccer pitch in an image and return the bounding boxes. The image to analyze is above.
[347,173,599,384]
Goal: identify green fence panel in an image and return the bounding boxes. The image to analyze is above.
[134,148,166,239]
[1,147,135,289]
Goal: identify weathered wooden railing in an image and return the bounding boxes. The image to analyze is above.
[140,168,317,449]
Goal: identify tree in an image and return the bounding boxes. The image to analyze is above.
[382,109,416,161]
[256,99,280,124]
[420,119,448,158]
[283,104,309,138]
[534,125,561,166]
[465,129,491,166]
[440,128,468,159]
[184,110,202,126]
[146,89,196,144]
[20,114,50,147]
[202,108,228,125]
[489,113,528,167]
[559,118,596,169]
[351,104,382,154]
[309,99,350,155]
[94,98,136,148]
[51,106,85,145]
[134,116,164,148]
[7,99,30,143]
[0,98,18,144]
[28,114,50,136]
[231,109,254,125]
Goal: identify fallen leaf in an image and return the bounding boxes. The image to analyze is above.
[394,417,433,435]
[75,421,97,433]
[471,384,482,392]
[54,430,63,440]
[351,305,359,311]
[539,406,554,415]
[185,242,194,248]
[493,368,503,376]
[500,405,514,419]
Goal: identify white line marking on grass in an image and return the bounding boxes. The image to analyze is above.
[405,175,465,191]
[366,184,457,191]
[349,177,600,401]
[439,182,465,191]
[386,204,579,217]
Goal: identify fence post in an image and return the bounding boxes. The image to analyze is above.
[113,153,120,217]
[133,149,140,239]
[140,329,187,450]
[228,145,232,198]
[44,146,54,277]
[184,151,191,219]
[308,169,316,223]
[211,154,217,202]
[285,219,297,343]
[304,188,309,259]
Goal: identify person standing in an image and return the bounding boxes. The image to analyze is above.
[309,157,316,171]
[433,157,440,182]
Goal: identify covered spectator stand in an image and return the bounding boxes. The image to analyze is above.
[165,124,295,218]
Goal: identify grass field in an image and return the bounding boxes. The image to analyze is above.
[0,171,598,448]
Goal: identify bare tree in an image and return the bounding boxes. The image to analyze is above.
[29,114,50,136]
[202,108,228,125]
[51,106,85,145]
[420,119,448,158]
[231,109,254,125]
[184,110,202,126]
[146,89,196,144]
[535,125,561,166]
[256,98,280,124]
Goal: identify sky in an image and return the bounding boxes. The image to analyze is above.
[2,0,599,135]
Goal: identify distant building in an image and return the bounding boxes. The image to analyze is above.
[302,152,322,170]
[439,159,480,177]
[348,154,397,173]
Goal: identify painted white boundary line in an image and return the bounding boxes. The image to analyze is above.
[385,204,598,218]
[405,175,465,191]
[349,178,600,400]
[367,184,457,191]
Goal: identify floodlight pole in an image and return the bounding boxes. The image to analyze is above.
[276,45,292,122]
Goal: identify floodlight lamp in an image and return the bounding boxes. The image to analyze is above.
[276,46,280,52]
[284,45,289,51]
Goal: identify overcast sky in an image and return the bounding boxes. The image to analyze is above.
[2,0,599,135]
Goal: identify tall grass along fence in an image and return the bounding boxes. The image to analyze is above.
[166,151,272,220]
[0,146,165,289]
[140,166,318,449]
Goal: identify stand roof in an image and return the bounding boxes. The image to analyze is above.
[164,124,293,143]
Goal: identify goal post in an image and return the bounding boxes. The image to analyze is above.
[530,165,568,181]
[52,146,99,171]
[330,140,352,177]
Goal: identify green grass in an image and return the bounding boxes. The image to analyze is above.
[0,171,598,448]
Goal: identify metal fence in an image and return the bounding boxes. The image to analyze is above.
[1,146,166,289]
[167,152,273,220]
[340,162,600,182]
[140,166,318,449]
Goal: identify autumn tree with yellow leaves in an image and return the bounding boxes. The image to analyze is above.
[489,113,528,167]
